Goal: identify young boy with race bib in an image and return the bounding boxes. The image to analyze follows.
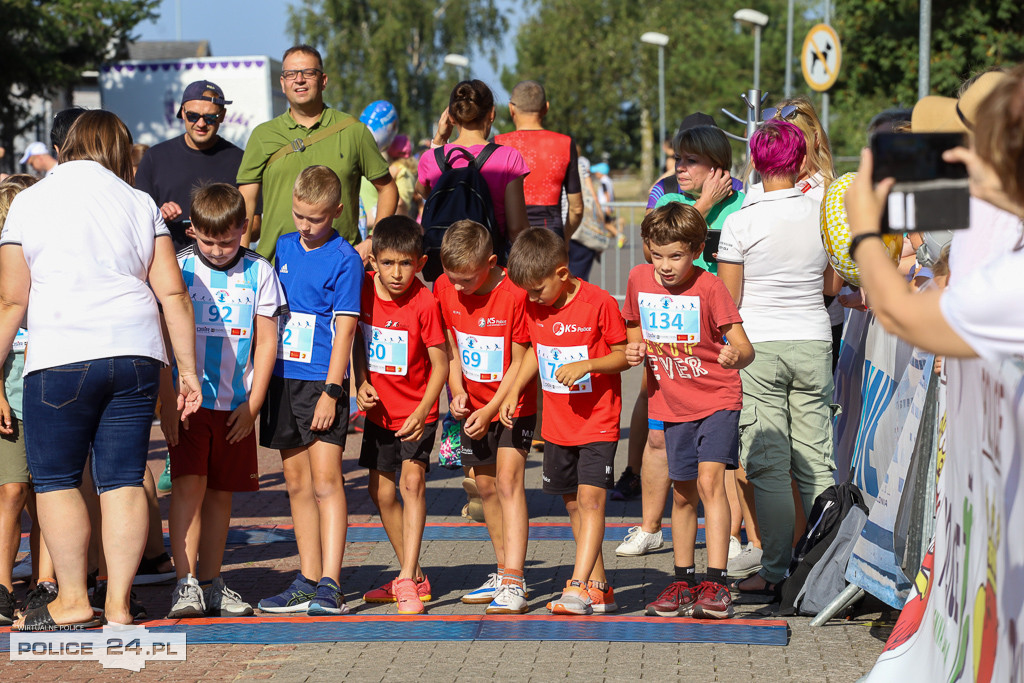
[501,227,629,616]
[625,203,753,620]
[354,215,448,615]
[161,184,287,619]
[257,166,363,615]
[433,220,535,614]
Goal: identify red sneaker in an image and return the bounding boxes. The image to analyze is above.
[691,581,734,619]
[362,575,432,603]
[645,581,696,617]
[394,578,425,615]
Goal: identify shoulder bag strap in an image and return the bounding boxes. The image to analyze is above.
[265,115,358,170]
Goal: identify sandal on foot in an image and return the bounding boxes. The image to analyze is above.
[730,576,779,598]
[15,604,103,632]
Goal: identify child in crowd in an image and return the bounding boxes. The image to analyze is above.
[355,215,448,615]
[0,176,35,624]
[626,203,754,619]
[160,183,287,618]
[434,220,535,614]
[257,166,362,615]
[501,227,629,616]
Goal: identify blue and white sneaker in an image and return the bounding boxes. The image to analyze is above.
[258,573,317,613]
[307,577,350,616]
[461,572,502,604]
[485,582,529,615]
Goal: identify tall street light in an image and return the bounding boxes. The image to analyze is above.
[444,53,470,81]
[734,9,770,91]
[641,32,670,173]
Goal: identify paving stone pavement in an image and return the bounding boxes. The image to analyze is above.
[7,366,896,680]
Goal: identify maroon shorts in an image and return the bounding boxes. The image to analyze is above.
[168,406,259,492]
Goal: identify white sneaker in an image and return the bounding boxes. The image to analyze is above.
[727,543,764,579]
[461,572,502,604]
[486,583,529,614]
[729,535,743,561]
[615,526,664,556]
[167,574,205,619]
[204,576,253,617]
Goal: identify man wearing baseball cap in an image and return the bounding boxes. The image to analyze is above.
[19,142,57,177]
[135,80,252,250]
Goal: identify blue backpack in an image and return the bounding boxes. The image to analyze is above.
[421,143,503,281]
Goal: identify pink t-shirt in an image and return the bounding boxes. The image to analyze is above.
[417,143,529,234]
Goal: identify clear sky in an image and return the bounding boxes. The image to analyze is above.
[135,0,518,100]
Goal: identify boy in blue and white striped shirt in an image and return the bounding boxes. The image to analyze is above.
[159,183,287,619]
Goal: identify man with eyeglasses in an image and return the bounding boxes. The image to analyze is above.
[237,44,397,262]
[135,81,249,251]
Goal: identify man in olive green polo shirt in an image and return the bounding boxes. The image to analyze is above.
[237,44,398,262]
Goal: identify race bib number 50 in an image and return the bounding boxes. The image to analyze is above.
[638,293,701,344]
[536,343,591,394]
[361,323,409,376]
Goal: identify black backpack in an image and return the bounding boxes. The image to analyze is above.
[421,143,503,281]
[776,480,868,614]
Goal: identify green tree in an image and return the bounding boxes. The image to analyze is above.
[0,0,159,170]
[830,0,1024,157]
[288,0,508,141]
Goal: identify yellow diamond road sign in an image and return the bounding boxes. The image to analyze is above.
[802,23,841,92]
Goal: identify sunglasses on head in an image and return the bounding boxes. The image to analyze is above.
[761,104,798,122]
[183,111,220,125]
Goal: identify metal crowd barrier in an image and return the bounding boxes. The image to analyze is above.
[589,201,648,302]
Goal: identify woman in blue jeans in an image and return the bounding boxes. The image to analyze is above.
[0,111,201,630]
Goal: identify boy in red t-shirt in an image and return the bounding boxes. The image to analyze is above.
[354,216,449,615]
[500,228,629,616]
[434,220,537,614]
[624,203,754,620]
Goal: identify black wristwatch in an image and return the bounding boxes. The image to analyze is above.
[848,233,883,260]
[323,383,344,399]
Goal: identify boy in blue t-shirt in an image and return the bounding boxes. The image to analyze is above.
[160,183,288,619]
[257,166,363,616]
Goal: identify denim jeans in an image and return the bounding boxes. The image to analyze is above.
[24,356,161,493]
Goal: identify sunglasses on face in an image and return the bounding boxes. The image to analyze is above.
[183,111,221,125]
[761,104,799,122]
[282,68,323,81]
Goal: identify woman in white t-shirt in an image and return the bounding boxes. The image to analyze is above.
[0,111,201,631]
[717,120,843,595]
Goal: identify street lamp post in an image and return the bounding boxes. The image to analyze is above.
[640,31,670,174]
[443,53,470,81]
[733,9,770,91]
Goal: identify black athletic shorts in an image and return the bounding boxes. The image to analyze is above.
[542,441,616,495]
[260,375,349,450]
[459,415,536,467]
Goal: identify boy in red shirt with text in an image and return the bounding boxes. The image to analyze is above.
[501,227,629,616]
[355,215,449,615]
[434,220,536,614]
[625,203,754,619]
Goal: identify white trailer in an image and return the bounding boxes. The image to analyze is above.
[99,56,287,148]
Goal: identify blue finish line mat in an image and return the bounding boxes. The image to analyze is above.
[0,615,789,649]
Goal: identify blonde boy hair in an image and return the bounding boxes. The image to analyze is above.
[507,227,567,287]
[293,165,342,207]
[0,174,39,229]
[440,220,493,272]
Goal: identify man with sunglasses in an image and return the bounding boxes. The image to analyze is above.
[237,44,397,263]
[135,81,249,251]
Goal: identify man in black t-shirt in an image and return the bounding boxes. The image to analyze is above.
[135,80,255,251]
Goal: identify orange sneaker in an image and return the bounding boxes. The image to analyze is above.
[548,580,592,616]
[587,581,618,613]
[362,575,432,603]
[394,578,425,615]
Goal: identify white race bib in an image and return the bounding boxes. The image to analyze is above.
[278,312,316,363]
[455,330,504,383]
[11,328,27,353]
[194,286,255,339]
[638,293,701,344]
[361,322,409,376]
[536,343,591,394]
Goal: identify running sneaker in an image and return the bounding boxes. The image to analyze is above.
[486,582,529,615]
[729,535,743,561]
[134,551,176,585]
[645,581,696,617]
[167,575,205,619]
[23,581,58,613]
[609,466,641,501]
[461,572,502,604]
[615,526,664,556]
[205,576,254,617]
[363,575,432,603]
[257,572,317,613]
[307,577,350,616]
[91,581,147,619]
[0,585,15,625]
[157,455,172,493]
[727,543,764,579]
[587,581,618,613]
[691,581,734,620]
[548,580,593,616]
[394,578,424,615]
